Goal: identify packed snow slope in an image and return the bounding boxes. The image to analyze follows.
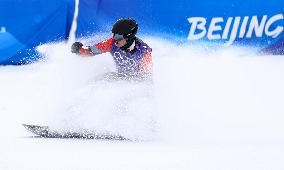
[0,36,284,169]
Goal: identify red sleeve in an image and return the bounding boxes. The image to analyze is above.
[79,47,91,56]
[139,51,153,73]
[95,38,114,53]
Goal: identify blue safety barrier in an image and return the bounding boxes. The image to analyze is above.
[0,0,74,64]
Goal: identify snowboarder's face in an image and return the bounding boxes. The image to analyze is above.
[115,38,127,48]
[114,34,127,48]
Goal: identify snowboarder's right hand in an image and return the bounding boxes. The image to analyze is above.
[71,42,83,54]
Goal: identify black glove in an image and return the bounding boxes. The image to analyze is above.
[71,42,83,53]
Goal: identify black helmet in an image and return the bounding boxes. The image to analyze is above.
[112,18,138,37]
[112,18,138,50]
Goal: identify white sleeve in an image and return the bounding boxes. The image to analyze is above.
[88,45,103,55]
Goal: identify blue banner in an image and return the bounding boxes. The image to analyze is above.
[77,0,284,54]
[0,0,284,65]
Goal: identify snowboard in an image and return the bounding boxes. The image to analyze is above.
[22,124,128,140]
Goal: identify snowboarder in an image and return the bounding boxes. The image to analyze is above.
[71,18,153,81]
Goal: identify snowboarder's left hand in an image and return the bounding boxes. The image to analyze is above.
[71,42,83,54]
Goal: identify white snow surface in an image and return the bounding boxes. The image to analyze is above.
[1,36,284,169]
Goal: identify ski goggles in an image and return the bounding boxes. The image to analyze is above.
[113,34,124,41]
